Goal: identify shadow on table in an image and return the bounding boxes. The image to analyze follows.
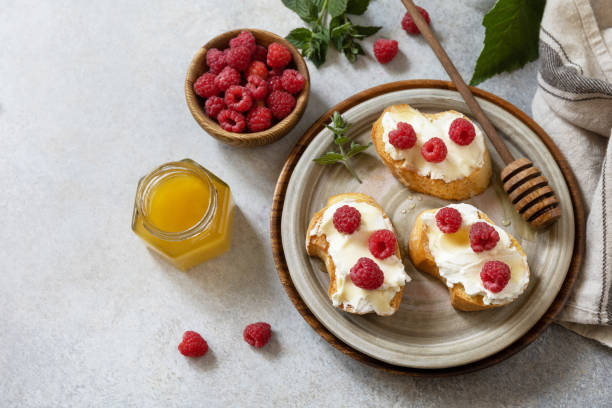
[332,324,611,404]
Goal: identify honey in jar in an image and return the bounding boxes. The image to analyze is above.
[132,159,234,270]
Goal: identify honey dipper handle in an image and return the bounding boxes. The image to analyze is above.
[400,0,515,165]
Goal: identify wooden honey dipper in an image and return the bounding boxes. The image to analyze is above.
[401,0,561,228]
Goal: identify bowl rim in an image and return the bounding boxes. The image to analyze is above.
[185,28,310,147]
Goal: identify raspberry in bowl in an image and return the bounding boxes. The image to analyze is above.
[186,29,310,147]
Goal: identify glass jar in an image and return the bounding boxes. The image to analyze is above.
[132,159,234,270]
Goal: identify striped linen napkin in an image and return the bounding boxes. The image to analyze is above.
[531,0,612,345]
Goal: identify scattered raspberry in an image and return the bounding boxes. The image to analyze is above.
[449,118,476,146]
[247,106,272,132]
[421,137,447,162]
[435,207,462,234]
[246,61,268,80]
[480,261,511,293]
[206,48,227,74]
[267,42,292,69]
[243,322,271,348]
[266,90,296,120]
[224,85,253,112]
[401,6,431,35]
[373,38,399,64]
[214,66,241,92]
[205,96,225,119]
[217,109,246,133]
[225,46,251,71]
[469,222,500,252]
[389,122,416,149]
[229,30,256,55]
[253,45,267,62]
[281,69,305,94]
[368,230,397,260]
[267,76,284,92]
[193,72,219,98]
[178,331,208,357]
[332,205,361,234]
[350,258,384,290]
[246,75,268,101]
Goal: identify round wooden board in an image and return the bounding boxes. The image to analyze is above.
[270,80,585,376]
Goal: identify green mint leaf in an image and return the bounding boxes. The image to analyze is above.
[314,152,345,164]
[351,25,381,38]
[312,0,326,11]
[286,28,314,49]
[281,0,300,13]
[346,0,370,15]
[347,143,371,158]
[328,0,348,18]
[286,28,313,48]
[469,0,545,86]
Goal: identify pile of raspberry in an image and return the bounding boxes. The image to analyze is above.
[193,30,305,133]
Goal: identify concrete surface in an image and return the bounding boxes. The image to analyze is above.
[1,0,610,406]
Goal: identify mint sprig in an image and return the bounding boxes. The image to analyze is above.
[313,112,371,183]
[282,0,381,67]
[470,0,546,86]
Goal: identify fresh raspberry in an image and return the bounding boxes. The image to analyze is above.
[421,137,447,162]
[205,95,225,119]
[253,45,267,62]
[350,258,384,290]
[368,230,397,260]
[401,6,431,35]
[266,90,296,120]
[435,207,462,234]
[332,205,361,234]
[217,109,246,133]
[193,72,219,98]
[214,66,241,92]
[246,75,268,101]
[229,30,256,55]
[225,46,251,72]
[268,67,284,77]
[247,106,272,132]
[469,222,500,252]
[373,38,399,64]
[267,76,284,92]
[243,322,271,348]
[281,69,305,94]
[178,331,208,357]
[480,261,511,293]
[224,85,253,112]
[389,122,416,149]
[246,61,268,80]
[449,118,476,146]
[206,48,226,74]
[267,42,292,69]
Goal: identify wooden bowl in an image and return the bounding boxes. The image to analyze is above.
[185,29,310,147]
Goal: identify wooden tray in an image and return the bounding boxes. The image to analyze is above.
[270,80,585,376]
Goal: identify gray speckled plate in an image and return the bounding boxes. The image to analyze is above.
[280,88,574,369]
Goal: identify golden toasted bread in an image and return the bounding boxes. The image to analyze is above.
[372,104,492,200]
[408,208,529,311]
[306,193,405,315]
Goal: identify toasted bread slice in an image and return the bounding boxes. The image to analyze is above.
[408,207,529,311]
[306,193,408,316]
[372,104,492,200]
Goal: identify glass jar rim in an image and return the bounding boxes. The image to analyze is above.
[135,160,218,241]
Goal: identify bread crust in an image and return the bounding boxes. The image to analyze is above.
[306,193,405,315]
[371,104,492,200]
[408,208,529,311]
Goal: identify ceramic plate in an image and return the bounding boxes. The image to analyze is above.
[279,88,575,369]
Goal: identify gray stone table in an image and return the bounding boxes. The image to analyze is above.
[1,0,610,406]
